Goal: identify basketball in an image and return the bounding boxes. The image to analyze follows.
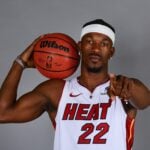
[33,33,80,79]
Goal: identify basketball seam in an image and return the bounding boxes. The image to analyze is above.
[35,64,79,72]
[33,51,80,60]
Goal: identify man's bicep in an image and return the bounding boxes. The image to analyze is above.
[2,91,48,123]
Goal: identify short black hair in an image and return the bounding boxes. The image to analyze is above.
[82,19,115,33]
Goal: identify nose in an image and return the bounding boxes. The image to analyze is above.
[92,42,100,52]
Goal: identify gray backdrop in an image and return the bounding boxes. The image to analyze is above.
[0,0,150,150]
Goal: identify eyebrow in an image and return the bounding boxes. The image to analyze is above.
[103,38,111,42]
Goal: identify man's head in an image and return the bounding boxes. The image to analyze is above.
[78,19,115,73]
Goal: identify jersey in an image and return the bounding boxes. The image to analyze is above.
[53,78,135,150]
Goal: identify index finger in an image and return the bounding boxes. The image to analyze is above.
[108,73,117,100]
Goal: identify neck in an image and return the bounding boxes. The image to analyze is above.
[78,69,109,92]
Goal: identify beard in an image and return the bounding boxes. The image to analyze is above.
[87,66,103,73]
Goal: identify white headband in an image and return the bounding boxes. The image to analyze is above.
[80,24,115,46]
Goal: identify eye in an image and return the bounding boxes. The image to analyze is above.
[85,38,93,45]
[100,41,110,47]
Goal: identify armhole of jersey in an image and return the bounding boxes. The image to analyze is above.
[121,99,137,119]
[126,117,135,150]
[116,97,135,150]
[55,80,68,124]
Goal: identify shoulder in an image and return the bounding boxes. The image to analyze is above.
[34,79,65,92]
[33,79,66,109]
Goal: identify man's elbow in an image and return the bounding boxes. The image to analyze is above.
[0,103,12,123]
[137,101,150,110]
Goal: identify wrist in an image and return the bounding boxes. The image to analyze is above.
[14,56,26,69]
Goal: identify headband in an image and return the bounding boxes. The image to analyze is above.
[80,24,115,46]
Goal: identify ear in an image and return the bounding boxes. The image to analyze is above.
[110,47,115,58]
[78,41,81,48]
[77,41,82,53]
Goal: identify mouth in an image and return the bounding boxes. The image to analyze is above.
[89,54,102,63]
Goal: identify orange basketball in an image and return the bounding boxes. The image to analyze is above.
[33,33,80,79]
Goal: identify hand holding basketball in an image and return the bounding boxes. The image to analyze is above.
[33,33,80,79]
[19,36,44,68]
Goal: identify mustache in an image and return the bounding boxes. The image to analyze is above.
[89,52,102,58]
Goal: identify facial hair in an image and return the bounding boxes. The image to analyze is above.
[87,66,103,73]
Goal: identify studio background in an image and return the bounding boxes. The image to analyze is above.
[0,0,150,150]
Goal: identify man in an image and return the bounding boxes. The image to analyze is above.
[0,19,149,150]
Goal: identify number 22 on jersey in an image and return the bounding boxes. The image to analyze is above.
[78,122,110,144]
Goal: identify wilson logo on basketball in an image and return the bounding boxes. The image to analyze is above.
[40,40,69,52]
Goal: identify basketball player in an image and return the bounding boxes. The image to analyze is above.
[0,19,149,150]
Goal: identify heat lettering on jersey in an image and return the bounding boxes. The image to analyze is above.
[62,99,111,120]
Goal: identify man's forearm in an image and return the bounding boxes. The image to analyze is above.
[130,78,150,109]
